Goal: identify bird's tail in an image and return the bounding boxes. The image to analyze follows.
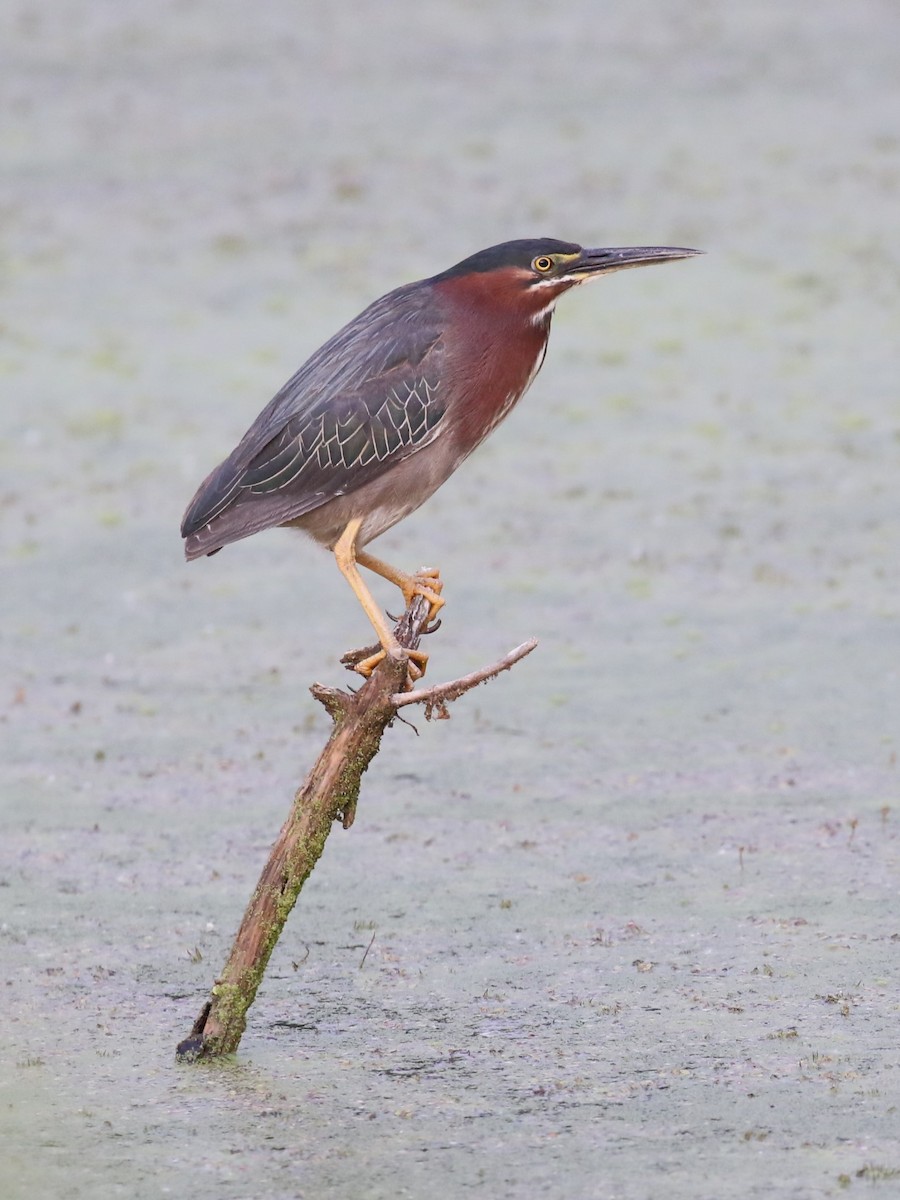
[183,525,225,560]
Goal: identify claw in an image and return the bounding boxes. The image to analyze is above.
[336,540,444,687]
[400,570,445,626]
[353,646,428,687]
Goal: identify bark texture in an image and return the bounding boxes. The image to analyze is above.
[177,598,536,1060]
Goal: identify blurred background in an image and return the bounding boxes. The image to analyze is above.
[2,2,898,1197]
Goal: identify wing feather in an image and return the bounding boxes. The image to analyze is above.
[181,283,446,544]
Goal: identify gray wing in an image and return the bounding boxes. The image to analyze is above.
[181,283,447,550]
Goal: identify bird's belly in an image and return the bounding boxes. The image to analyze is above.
[287,440,467,550]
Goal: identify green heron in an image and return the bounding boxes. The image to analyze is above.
[182,238,699,678]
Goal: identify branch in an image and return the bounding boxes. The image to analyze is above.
[176,595,536,1061]
[391,638,538,717]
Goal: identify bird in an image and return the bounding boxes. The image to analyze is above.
[182,238,700,679]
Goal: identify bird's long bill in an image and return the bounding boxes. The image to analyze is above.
[570,245,702,277]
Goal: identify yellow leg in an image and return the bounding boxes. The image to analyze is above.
[355,549,445,624]
[333,520,429,680]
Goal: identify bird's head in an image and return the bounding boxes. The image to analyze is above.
[433,237,701,321]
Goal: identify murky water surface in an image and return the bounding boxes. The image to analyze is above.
[2,3,898,1196]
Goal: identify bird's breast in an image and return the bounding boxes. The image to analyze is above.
[450,318,550,455]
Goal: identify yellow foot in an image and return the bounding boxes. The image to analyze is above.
[353,646,429,683]
[401,568,445,625]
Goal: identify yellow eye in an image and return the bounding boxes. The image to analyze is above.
[532,255,554,273]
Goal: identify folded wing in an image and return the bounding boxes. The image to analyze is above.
[181,284,446,555]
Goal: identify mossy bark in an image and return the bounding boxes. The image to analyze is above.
[176,610,419,1061]
[176,597,536,1061]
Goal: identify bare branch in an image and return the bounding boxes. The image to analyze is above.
[390,639,539,713]
[177,594,537,1061]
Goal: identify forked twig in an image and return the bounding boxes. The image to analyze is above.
[391,639,538,717]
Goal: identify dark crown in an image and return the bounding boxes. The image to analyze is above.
[433,238,582,281]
